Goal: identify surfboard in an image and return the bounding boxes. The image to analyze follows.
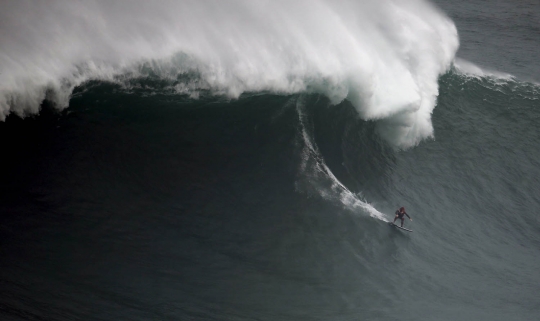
[389,222,413,232]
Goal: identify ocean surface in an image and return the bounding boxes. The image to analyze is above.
[1,0,539,320]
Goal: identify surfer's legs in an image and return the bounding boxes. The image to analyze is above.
[400,218,404,227]
[393,215,398,223]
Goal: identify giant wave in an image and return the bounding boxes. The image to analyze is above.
[0,0,458,148]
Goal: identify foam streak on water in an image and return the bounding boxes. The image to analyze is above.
[295,97,387,221]
[0,0,458,147]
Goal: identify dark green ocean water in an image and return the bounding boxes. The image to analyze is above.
[1,1,540,320]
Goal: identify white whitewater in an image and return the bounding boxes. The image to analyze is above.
[0,0,458,148]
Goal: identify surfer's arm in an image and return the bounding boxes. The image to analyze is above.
[405,213,412,220]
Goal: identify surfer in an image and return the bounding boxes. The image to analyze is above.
[393,207,412,227]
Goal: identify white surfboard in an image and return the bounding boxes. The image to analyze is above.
[389,222,413,232]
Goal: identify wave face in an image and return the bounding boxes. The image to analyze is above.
[0,0,458,147]
[1,69,539,321]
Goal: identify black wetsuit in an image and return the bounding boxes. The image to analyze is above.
[394,210,411,226]
[395,210,410,219]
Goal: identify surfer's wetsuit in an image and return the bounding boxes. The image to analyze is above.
[393,209,411,227]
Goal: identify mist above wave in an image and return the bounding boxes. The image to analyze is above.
[0,0,458,147]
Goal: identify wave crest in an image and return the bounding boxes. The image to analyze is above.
[0,0,458,147]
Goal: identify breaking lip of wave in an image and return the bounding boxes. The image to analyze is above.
[453,58,515,80]
[0,0,458,148]
[450,58,540,100]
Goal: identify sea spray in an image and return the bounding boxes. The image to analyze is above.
[0,0,458,147]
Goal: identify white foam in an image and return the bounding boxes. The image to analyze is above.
[453,58,515,80]
[0,0,458,147]
[295,97,388,221]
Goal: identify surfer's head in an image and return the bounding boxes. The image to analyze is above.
[400,207,405,212]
